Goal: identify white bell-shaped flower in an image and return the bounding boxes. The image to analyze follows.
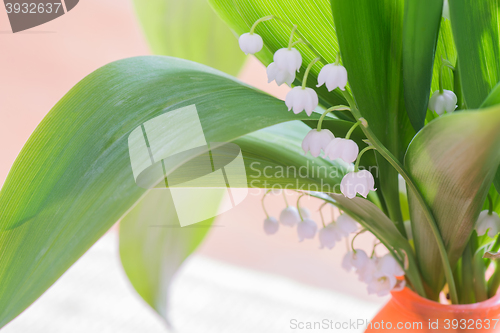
[273,47,302,74]
[429,90,457,115]
[357,257,378,283]
[302,129,334,157]
[324,138,359,163]
[317,64,348,91]
[263,216,279,235]
[297,218,318,241]
[238,33,264,55]
[367,274,398,297]
[279,206,301,227]
[300,207,311,219]
[285,87,319,116]
[340,170,376,199]
[375,254,404,277]
[476,210,500,238]
[336,213,358,234]
[341,249,369,272]
[267,62,296,86]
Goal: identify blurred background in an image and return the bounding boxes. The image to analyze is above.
[0,1,386,332]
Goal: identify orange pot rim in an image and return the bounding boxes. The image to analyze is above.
[391,287,500,313]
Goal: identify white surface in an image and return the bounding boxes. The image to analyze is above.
[3,232,382,333]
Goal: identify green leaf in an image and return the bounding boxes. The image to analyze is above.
[119,189,220,325]
[405,106,500,298]
[0,56,342,328]
[330,0,414,229]
[403,0,444,131]
[449,0,500,109]
[133,0,245,76]
[208,0,348,110]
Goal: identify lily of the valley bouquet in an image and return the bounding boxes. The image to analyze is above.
[2,0,500,330]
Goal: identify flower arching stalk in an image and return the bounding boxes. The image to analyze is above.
[351,229,367,253]
[297,194,305,221]
[282,190,289,207]
[335,52,340,65]
[339,89,459,304]
[250,15,327,64]
[371,242,382,258]
[250,15,274,34]
[287,25,298,50]
[301,57,320,89]
[354,146,376,172]
[488,193,494,215]
[261,189,272,218]
[439,57,455,94]
[316,105,351,131]
[319,203,326,228]
[345,121,360,140]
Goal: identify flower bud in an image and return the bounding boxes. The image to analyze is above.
[429,89,457,115]
[238,33,263,55]
[263,217,279,235]
[279,206,301,227]
[317,64,348,91]
[285,87,319,116]
[324,138,359,163]
[302,129,335,157]
[297,218,317,241]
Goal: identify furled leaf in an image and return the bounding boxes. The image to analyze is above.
[405,106,500,298]
[0,56,344,328]
[208,0,348,111]
[119,189,220,325]
[133,0,245,76]
[403,0,444,131]
[448,0,500,109]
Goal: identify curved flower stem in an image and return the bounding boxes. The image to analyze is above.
[261,189,272,218]
[439,57,456,94]
[345,121,361,140]
[488,193,494,214]
[371,242,382,258]
[254,15,327,64]
[316,105,351,131]
[354,146,376,172]
[282,190,289,207]
[351,229,367,252]
[290,39,304,48]
[287,25,298,50]
[301,57,320,89]
[296,194,305,221]
[340,89,459,304]
[250,15,274,34]
[319,203,327,227]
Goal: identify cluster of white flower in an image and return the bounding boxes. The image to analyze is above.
[262,193,357,247]
[342,250,406,296]
[238,24,377,200]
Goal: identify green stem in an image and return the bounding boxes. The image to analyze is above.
[354,146,376,172]
[345,121,361,140]
[316,105,351,131]
[319,204,326,228]
[461,243,475,304]
[261,189,272,218]
[296,194,305,221]
[287,25,297,50]
[488,262,500,298]
[250,15,274,34]
[301,58,320,89]
[282,190,289,207]
[439,57,455,94]
[290,39,304,48]
[340,89,459,304]
[488,193,494,214]
[351,229,367,252]
[473,247,488,302]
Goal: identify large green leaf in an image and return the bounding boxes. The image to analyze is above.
[403,0,443,131]
[330,0,414,228]
[405,106,500,298]
[0,56,347,328]
[119,189,220,325]
[449,0,500,109]
[208,0,348,111]
[133,0,245,76]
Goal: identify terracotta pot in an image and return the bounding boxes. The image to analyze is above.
[365,288,500,332]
